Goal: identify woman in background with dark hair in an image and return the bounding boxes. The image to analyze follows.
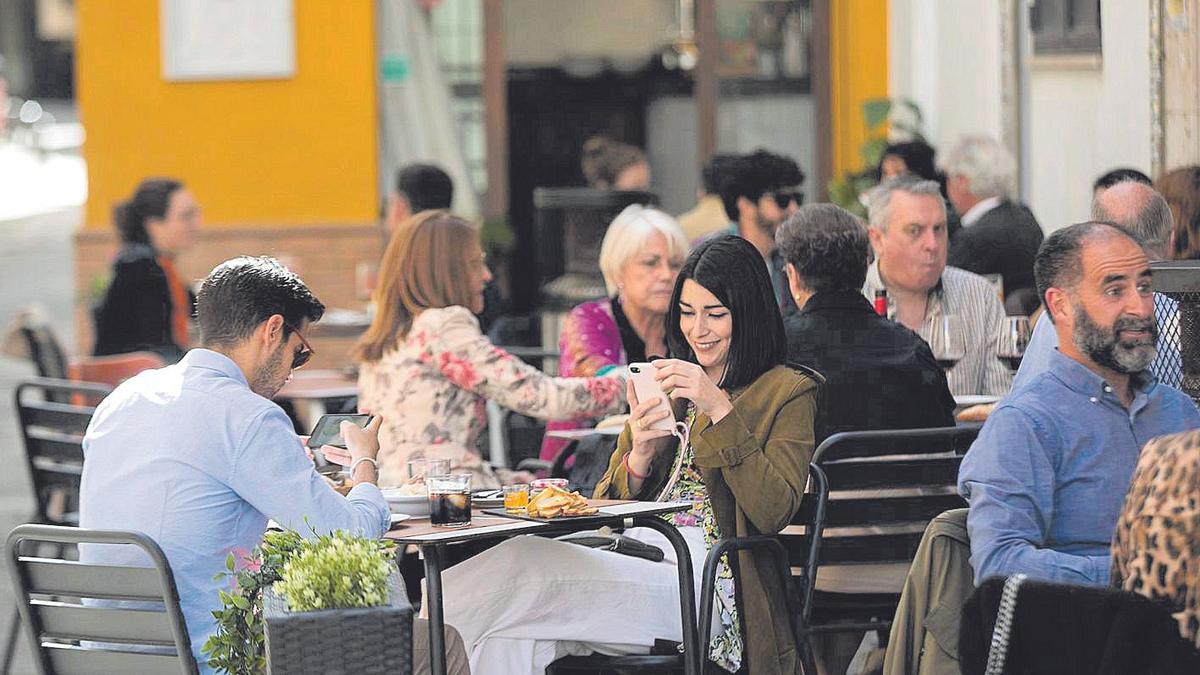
[93,178,201,362]
[437,235,818,675]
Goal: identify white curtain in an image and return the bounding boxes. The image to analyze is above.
[376,0,481,218]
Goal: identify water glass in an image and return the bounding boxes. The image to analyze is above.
[426,458,451,478]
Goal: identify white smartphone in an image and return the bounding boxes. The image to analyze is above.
[627,362,676,432]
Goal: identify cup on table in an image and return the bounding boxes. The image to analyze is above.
[997,315,1031,371]
[429,473,472,527]
[503,484,530,513]
[530,478,569,497]
[408,458,452,480]
[924,313,966,371]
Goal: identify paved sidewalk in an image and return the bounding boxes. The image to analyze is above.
[0,204,80,674]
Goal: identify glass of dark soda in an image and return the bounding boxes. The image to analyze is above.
[429,473,472,527]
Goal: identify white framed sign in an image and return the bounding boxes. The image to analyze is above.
[161,0,295,81]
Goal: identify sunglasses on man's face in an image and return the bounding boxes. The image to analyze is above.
[285,323,315,370]
[771,190,804,210]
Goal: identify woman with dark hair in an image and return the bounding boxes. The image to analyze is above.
[92,177,201,361]
[437,235,818,675]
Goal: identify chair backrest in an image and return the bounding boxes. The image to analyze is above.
[15,378,113,525]
[15,322,69,381]
[5,524,198,675]
[806,424,981,568]
[67,352,163,389]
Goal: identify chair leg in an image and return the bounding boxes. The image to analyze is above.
[798,635,818,675]
[1,603,20,675]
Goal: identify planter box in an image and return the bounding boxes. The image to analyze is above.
[263,570,412,674]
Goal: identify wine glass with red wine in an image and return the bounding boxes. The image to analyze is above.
[925,313,966,371]
[997,316,1031,371]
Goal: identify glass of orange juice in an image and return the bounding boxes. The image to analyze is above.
[503,484,530,512]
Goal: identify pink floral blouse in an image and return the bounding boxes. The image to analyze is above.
[357,306,626,488]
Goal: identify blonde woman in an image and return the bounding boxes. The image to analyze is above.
[541,204,689,460]
[355,211,626,488]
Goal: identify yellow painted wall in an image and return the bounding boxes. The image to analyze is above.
[830,0,889,177]
[76,0,378,230]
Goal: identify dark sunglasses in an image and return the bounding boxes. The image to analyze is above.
[285,323,315,370]
[771,190,804,209]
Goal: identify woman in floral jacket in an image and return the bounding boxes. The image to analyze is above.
[355,211,626,488]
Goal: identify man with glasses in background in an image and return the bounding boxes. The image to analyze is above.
[78,256,469,673]
[711,149,806,316]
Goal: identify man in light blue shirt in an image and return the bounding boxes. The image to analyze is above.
[1014,180,1181,391]
[79,257,390,670]
[959,222,1200,586]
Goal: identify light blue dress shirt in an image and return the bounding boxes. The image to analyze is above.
[79,349,389,671]
[958,349,1200,587]
[1013,293,1181,391]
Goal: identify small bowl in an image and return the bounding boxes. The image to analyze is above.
[530,478,569,494]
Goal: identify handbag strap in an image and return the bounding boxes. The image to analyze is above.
[984,573,1028,675]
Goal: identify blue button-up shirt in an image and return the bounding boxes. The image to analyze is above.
[958,349,1200,587]
[1014,293,1181,391]
[79,349,389,671]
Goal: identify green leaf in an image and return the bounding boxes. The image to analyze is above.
[860,136,889,168]
[861,98,893,130]
[226,552,235,572]
[231,594,250,610]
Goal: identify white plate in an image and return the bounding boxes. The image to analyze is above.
[954,394,1001,407]
[389,513,412,525]
[382,489,431,517]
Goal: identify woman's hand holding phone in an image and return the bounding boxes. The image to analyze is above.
[625,378,674,479]
[653,358,733,424]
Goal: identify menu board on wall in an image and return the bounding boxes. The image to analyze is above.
[161,0,295,81]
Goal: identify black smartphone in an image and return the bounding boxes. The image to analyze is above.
[306,413,373,450]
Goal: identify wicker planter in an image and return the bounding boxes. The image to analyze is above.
[263,570,412,674]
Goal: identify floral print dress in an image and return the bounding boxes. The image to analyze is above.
[657,406,743,672]
[357,306,626,488]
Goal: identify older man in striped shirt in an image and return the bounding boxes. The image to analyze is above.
[862,176,1013,397]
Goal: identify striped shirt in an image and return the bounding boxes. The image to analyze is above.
[863,263,1013,397]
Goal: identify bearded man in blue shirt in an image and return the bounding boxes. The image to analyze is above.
[958,221,1200,587]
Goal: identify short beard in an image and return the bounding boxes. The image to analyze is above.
[757,211,779,240]
[1072,305,1157,375]
[250,339,289,398]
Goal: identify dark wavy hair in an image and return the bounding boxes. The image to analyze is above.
[666,235,786,389]
[197,256,325,348]
[776,204,870,294]
[114,178,184,245]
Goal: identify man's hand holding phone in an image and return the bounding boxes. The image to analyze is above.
[308,413,383,487]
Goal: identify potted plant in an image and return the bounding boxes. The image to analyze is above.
[203,529,409,675]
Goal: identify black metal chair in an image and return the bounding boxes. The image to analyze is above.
[795,424,982,656]
[15,378,112,527]
[5,524,198,674]
[3,378,111,674]
[546,463,830,675]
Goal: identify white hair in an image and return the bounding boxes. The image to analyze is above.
[865,176,947,231]
[942,135,1016,201]
[598,204,689,296]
